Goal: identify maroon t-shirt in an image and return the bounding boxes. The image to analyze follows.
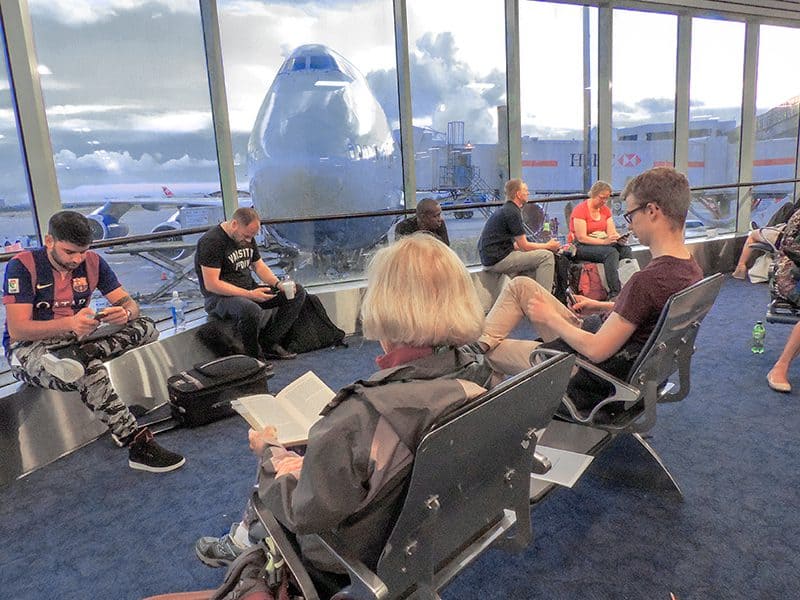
[613,255,703,346]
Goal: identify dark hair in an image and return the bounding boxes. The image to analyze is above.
[621,167,690,228]
[48,211,93,246]
[416,198,440,217]
[232,207,260,226]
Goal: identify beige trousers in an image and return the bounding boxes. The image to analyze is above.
[480,277,579,378]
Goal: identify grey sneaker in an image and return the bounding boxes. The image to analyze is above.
[128,428,185,473]
[195,524,248,568]
[40,352,85,383]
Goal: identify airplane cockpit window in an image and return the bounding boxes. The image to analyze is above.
[290,57,307,72]
[309,54,336,71]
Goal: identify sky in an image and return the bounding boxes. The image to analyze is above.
[0,0,798,208]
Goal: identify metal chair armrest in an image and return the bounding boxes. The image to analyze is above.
[253,500,321,600]
[310,532,389,600]
[530,348,643,430]
[529,348,640,405]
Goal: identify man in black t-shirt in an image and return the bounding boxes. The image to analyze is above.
[195,207,306,360]
[477,179,560,291]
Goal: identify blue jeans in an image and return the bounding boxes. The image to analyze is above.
[205,285,307,359]
[574,243,633,295]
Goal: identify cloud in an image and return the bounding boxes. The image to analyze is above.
[29,0,197,26]
[613,97,677,125]
[367,32,508,144]
[53,148,216,178]
[130,111,213,133]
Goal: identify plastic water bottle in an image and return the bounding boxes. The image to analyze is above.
[751,321,766,354]
[170,290,186,332]
[541,221,551,241]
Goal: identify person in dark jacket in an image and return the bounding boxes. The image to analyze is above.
[394,198,449,245]
[194,233,491,596]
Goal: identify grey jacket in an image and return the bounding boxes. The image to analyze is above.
[255,346,492,572]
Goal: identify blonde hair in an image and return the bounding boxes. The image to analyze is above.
[361,234,484,347]
[589,180,612,198]
[505,178,524,200]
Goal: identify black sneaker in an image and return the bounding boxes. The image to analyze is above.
[263,344,297,360]
[128,428,185,473]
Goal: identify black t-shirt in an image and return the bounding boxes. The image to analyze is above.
[478,201,525,266]
[195,225,261,296]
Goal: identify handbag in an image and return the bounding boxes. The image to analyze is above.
[748,254,771,284]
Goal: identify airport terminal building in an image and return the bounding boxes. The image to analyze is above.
[1,1,800,598]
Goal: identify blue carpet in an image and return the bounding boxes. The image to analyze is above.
[1,277,798,599]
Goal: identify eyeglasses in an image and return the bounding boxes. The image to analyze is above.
[622,203,648,224]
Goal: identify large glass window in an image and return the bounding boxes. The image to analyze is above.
[407,0,507,264]
[755,24,800,218]
[0,19,40,376]
[219,0,403,284]
[0,20,38,251]
[520,1,597,243]
[28,1,221,242]
[611,9,677,189]
[687,18,745,235]
[689,18,744,186]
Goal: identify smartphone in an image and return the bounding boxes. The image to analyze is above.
[565,288,577,308]
[93,310,107,321]
[617,232,631,242]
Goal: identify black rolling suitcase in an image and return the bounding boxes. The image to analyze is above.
[167,355,272,427]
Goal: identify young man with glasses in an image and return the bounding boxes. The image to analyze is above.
[474,167,703,414]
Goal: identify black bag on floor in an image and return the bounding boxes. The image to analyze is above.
[280,293,347,354]
[167,355,272,427]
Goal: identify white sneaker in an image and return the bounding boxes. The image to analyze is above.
[40,353,85,383]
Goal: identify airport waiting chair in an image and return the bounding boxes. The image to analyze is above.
[535,273,724,497]
[762,245,800,324]
[250,352,575,600]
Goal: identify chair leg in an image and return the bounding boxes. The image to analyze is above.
[632,433,684,501]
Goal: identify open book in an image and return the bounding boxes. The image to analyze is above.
[231,371,336,446]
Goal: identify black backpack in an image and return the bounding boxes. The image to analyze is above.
[280,293,347,354]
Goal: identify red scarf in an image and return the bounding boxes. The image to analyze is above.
[376,345,434,369]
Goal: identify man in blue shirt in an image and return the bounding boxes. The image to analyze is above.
[478,179,560,291]
[2,211,184,473]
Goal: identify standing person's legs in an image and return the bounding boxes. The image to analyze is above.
[207,295,268,359]
[489,250,555,292]
[767,320,800,392]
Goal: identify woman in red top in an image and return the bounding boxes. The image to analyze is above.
[569,180,633,296]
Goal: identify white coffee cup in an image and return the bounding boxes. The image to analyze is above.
[283,280,296,300]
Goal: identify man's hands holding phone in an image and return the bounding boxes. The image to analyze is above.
[73,305,128,336]
[249,285,277,302]
[92,305,129,325]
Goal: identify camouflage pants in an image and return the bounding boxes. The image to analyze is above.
[7,317,158,440]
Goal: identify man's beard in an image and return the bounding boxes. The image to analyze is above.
[48,248,78,271]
